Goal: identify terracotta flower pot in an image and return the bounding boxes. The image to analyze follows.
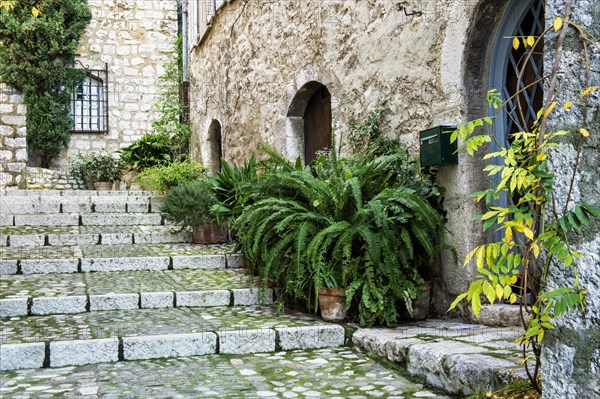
[318,287,347,322]
[192,222,228,244]
[94,181,113,191]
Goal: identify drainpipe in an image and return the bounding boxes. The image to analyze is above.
[179,0,189,124]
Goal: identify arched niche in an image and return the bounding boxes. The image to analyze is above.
[207,119,222,174]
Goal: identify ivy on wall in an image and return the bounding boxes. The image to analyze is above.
[0,0,91,167]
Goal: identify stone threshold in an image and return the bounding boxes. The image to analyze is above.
[352,320,526,397]
[1,212,164,227]
[1,190,155,196]
[0,287,274,317]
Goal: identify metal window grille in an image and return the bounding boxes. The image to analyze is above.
[72,62,109,134]
[502,0,544,146]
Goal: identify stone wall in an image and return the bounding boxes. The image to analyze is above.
[0,83,27,188]
[64,0,179,168]
[540,1,600,398]
[187,0,496,312]
[0,0,179,175]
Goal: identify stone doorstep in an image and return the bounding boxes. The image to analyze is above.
[352,326,524,396]
[0,288,274,317]
[0,190,155,197]
[0,324,346,370]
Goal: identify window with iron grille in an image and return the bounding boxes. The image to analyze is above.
[71,62,109,134]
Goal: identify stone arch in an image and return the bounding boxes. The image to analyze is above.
[206,119,222,174]
[285,81,332,164]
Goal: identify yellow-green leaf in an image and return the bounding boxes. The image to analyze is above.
[543,102,557,118]
[526,36,535,46]
[564,101,573,110]
[553,17,563,32]
[503,284,512,299]
[483,282,496,305]
[512,37,520,50]
[580,128,590,137]
[509,293,517,304]
[32,6,40,17]
[523,227,534,240]
[472,294,481,317]
[496,284,504,300]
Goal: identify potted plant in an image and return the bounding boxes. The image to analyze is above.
[316,263,347,322]
[159,178,227,244]
[71,152,124,190]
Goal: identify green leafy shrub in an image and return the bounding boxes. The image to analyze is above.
[120,133,173,171]
[0,0,92,167]
[160,179,218,228]
[70,152,125,185]
[235,147,445,327]
[137,160,206,192]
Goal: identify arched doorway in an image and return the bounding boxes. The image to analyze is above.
[286,81,332,164]
[489,0,545,152]
[207,120,222,174]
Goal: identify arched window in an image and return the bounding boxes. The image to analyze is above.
[207,120,222,174]
[489,0,545,151]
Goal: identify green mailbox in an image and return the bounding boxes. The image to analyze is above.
[419,125,458,167]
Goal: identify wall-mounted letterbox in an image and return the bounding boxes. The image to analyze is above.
[419,125,458,167]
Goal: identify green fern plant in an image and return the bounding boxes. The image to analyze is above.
[235,147,445,327]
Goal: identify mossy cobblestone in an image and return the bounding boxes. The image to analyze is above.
[0,347,453,398]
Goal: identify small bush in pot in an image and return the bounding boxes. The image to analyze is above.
[136,160,206,193]
[160,178,227,243]
[70,152,124,190]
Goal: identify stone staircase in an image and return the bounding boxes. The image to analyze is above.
[0,190,345,371]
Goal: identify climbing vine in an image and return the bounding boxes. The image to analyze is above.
[449,4,599,394]
[0,0,91,167]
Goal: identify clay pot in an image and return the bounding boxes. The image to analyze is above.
[410,280,432,320]
[192,222,228,244]
[94,182,113,191]
[318,287,347,322]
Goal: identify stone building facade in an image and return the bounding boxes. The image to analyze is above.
[0,0,178,186]
[187,1,599,397]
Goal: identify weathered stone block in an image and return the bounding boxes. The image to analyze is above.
[61,198,92,213]
[226,254,246,269]
[0,297,28,317]
[48,233,99,246]
[0,260,17,275]
[0,213,14,226]
[80,213,162,226]
[171,254,226,270]
[127,200,150,213]
[31,296,87,315]
[219,328,276,354]
[81,256,169,272]
[276,325,345,350]
[9,234,45,247]
[140,291,174,308]
[0,342,46,370]
[89,293,139,311]
[134,231,192,244]
[50,338,119,367]
[232,288,273,306]
[92,198,126,213]
[123,333,217,360]
[100,233,133,245]
[21,259,79,274]
[176,290,230,307]
[14,214,78,226]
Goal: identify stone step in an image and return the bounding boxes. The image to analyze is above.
[0,212,166,227]
[1,190,155,197]
[0,225,192,247]
[0,194,163,214]
[0,268,266,317]
[0,306,346,370]
[352,320,527,396]
[0,243,244,275]
[0,347,451,398]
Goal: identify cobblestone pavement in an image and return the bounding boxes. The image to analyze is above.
[0,347,453,398]
[1,269,255,298]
